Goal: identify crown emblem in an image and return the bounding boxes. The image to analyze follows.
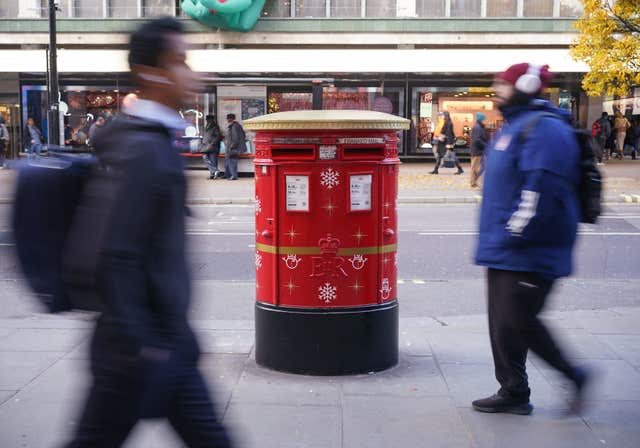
[319,234,341,256]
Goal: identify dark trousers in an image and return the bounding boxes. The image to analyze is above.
[65,360,232,447]
[487,268,578,401]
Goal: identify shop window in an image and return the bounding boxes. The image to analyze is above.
[410,88,499,156]
[416,0,445,18]
[366,0,396,17]
[523,0,554,17]
[560,0,584,17]
[331,0,361,17]
[0,1,18,18]
[73,0,103,18]
[451,0,481,17]
[268,92,313,113]
[143,0,175,17]
[486,0,517,17]
[110,0,138,18]
[295,0,327,17]
[262,0,292,17]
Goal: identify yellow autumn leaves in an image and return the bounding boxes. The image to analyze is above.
[571,0,640,96]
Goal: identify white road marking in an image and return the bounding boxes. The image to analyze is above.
[412,279,426,285]
[418,231,640,236]
[187,232,254,236]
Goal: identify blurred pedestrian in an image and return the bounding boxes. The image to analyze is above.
[469,112,488,188]
[473,63,591,416]
[201,114,222,179]
[591,112,611,164]
[0,115,9,168]
[23,117,43,159]
[88,115,106,147]
[613,110,630,159]
[63,17,233,448]
[224,113,245,180]
[430,111,463,175]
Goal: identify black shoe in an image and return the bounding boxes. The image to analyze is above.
[472,394,533,415]
[568,367,593,415]
[208,174,215,180]
[429,170,439,175]
[454,169,464,175]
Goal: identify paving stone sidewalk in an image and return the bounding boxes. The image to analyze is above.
[0,295,639,448]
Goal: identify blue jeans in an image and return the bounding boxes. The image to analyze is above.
[224,157,238,179]
[202,153,219,176]
[28,143,42,159]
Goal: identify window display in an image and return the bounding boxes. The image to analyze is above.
[416,0,446,17]
[322,87,403,116]
[411,87,502,156]
[268,92,313,113]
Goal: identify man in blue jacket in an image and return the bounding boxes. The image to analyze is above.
[473,63,591,416]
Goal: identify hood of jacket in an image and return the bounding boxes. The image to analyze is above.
[500,98,573,126]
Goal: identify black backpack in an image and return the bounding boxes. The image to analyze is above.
[521,112,602,224]
[12,151,97,312]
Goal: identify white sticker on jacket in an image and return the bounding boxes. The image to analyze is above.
[494,134,512,151]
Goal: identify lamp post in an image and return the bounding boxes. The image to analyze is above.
[47,0,60,146]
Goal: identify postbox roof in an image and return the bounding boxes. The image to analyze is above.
[243,110,410,131]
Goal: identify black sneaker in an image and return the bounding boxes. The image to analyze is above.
[472,394,533,415]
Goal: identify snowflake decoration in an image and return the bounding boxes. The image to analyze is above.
[320,168,340,189]
[255,251,263,269]
[254,196,262,215]
[318,282,337,304]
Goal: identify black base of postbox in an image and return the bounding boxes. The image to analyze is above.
[255,301,398,375]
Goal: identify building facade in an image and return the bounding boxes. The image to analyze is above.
[0,0,623,160]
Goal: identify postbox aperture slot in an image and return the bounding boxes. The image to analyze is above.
[341,145,385,160]
[271,145,315,161]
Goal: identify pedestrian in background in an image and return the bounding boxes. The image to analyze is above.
[201,114,222,179]
[23,117,43,159]
[63,17,233,448]
[224,113,246,180]
[430,111,463,175]
[473,62,591,416]
[613,110,630,159]
[88,115,106,147]
[0,115,9,168]
[469,112,488,188]
[592,112,611,164]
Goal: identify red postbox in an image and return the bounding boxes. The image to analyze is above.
[244,110,410,375]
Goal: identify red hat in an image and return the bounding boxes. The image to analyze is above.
[495,63,553,94]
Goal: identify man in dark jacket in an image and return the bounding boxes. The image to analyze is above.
[473,63,591,416]
[223,113,246,180]
[592,112,611,164]
[469,112,488,188]
[430,111,463,175]
[63,18,232,447]
[201,114,222,179]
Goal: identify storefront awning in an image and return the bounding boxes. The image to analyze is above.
[0,48,588,74]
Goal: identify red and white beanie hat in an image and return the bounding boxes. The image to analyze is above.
[495,63,553,95]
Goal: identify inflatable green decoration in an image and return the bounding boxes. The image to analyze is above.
[181,0,266,32]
